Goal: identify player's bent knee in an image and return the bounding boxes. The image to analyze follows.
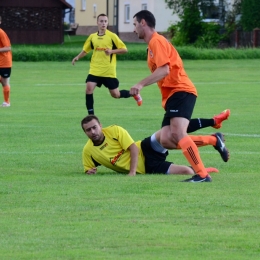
[110,93,120,98]
[160,138,177,149]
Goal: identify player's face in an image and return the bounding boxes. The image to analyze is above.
[82,119,104,145]
[97,16,108,31]
[133,17,144,39]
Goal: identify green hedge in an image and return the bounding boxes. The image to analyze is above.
[12,46,260,61]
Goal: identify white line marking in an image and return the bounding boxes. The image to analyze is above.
[0,150,259,155]
[168,150,260,155]
[0,151,78,154]
[136,130,260,138]
[0,123,259,138]
[194,82,260,85]
[191,132,260,138]
[223,133,260,138]
[35,82,260,86]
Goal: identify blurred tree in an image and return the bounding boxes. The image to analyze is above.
[165,0,220,44]
[165,0,217,17]
[240,0,260,30]
[232,0,242,14]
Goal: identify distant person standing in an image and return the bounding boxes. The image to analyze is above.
[0,16,12,107]
[72,13,142,115]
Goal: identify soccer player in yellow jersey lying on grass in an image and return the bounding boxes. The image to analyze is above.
[81,110,230,182]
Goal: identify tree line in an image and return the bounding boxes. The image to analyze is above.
[164,0,260,47]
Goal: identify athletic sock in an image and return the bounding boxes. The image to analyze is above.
[188,135,217,147]
[176,135,216,148]
[3,85,10,103]
[187,118,215,133]
[178,135,208,178]
[86,94,94,115]
[119,90,131,98]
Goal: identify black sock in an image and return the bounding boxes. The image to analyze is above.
[187,118,214,133]
[119,90,131,98]
[86,94,94,115]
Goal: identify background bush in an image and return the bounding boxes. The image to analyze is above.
[12,35,260,61]
[194,23,223,48]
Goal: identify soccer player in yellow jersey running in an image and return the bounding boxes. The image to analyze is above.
[72,13,142,115]
[80,114,231,176]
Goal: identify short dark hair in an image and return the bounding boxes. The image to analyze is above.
[81,115,100,131]
[97,13,107,21]
[133,10,156,28]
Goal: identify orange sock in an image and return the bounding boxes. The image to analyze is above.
[178,135,208,178]
[3,85,10,103]
[176,135,216,148]
[189,135,217,147]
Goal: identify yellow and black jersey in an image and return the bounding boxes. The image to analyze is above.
[82,125,145,174]
[83,30,127,78]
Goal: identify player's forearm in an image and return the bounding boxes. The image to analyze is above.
[129,159,138,175]
[139,65,169,87]
[128,144,139,176]
[0,46,11,52]
[72,51,87,65]
[112,48,128,54]
[77,50,87,59]
[130,65,169,95]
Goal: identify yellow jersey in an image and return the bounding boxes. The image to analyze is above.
[82,125,146,174]
[83,30,127,78]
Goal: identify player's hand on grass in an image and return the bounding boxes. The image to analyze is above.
[127,171,136,176]
[86,168,97,175]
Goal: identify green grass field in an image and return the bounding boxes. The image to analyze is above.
[1,60,260,259]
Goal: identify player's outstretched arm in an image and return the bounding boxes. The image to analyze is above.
[127,143,139,176]
[104,48,128,56]
[72,50,87,65]
[0,46,11,52]
[129,64,169,95]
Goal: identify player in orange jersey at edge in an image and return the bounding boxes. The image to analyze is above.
[0,15,12,107]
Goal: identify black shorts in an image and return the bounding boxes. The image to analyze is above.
[0,68,11,78]
[141,137,172,174]
[86,74,119,90]
[161,91,196,127]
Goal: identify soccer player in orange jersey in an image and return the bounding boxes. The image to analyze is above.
[130,10,229,182]
[0,16,12,107]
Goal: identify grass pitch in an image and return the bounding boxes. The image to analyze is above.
[0,60,260,259]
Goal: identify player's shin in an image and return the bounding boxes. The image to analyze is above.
[178,136,208,178]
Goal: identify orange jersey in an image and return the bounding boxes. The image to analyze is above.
[147,32,197,109]
[0,28,12,68]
